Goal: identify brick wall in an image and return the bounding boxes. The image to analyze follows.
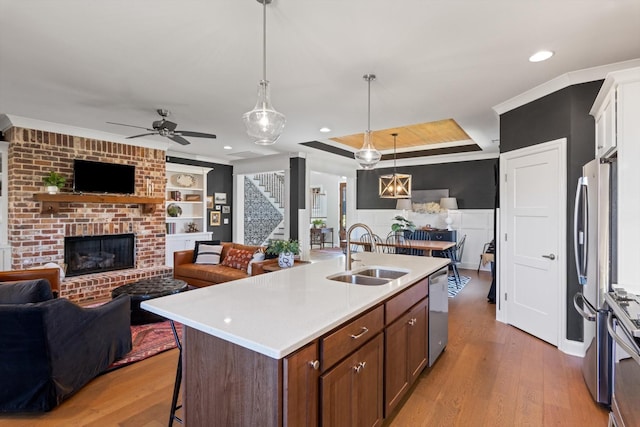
[3,127,171,302]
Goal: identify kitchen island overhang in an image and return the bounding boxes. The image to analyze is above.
[141,252,449,359]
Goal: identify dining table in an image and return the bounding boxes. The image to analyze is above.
[352,239,455,256]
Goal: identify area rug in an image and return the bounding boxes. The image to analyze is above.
[106,320,182,372]
[448,275,471,298]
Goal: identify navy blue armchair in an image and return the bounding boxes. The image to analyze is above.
[0,277,131,412]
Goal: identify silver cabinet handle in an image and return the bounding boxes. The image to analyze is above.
[542,254,556,260]
[309,360,320,370]
[353,361,367,373]
[350,327,369,339]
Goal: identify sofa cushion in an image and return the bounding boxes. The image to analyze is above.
[0,279,54,304]
[192,240,222,263]
[221,248,254,272]
[194,244,223,265]
[174,263,249,284]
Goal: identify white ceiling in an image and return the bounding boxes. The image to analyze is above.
[1,1,639,165]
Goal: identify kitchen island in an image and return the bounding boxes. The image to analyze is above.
[143,252,449,426]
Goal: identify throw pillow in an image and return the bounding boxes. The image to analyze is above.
[0,279,54,304]
[194,244,223,265]
[192,240,221,263]
[221,248,254,272]
[247,251,266,276]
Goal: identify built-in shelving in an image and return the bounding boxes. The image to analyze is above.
[33,193,164,214]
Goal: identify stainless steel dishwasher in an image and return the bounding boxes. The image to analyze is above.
[429,266,449,366]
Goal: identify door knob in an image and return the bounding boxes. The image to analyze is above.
[542,254,556,260]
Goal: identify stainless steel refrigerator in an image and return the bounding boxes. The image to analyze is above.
[573,158,616,406]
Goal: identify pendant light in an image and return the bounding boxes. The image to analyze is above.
[242,0,286,145]
[355,74,381,169]
[379,133,412,198]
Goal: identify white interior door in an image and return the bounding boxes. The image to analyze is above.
[501,139,566,346]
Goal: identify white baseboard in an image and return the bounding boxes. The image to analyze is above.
[560,338,586,357]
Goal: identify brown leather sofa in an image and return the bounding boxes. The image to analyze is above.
[173,242,278,287]
[0,268,60,296]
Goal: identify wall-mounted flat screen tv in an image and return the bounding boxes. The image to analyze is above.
[73,160,136,194]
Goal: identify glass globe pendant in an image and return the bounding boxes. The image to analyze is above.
[355,74,381,169]
[243,80,286,145]
[243,0,285,145]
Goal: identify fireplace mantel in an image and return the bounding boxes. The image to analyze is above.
[33,193,164,214]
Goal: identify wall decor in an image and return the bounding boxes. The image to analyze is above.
[215,205,221,211]
[184,194,201,202]
[210,211,221,226]
[222,206,231,214]
[214,193,227,204]
[206,196,213,209]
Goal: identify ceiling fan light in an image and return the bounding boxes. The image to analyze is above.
[242,80,286,145]
[355,130,381,169]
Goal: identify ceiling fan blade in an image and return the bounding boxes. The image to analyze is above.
[106,121,154,131]
[169,135,191,145]
[176,130,217,139]
[126,132,157,139]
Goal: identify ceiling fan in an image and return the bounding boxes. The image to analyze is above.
[107,109,216,145]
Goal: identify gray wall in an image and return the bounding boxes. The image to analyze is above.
[499,80,603,342]
[357,158,498,210]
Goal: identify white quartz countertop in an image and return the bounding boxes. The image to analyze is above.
[142,252,449,359]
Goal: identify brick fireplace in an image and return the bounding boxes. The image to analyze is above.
[3,127,171,303]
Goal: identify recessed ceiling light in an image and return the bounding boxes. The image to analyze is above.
[529,50,554,62]
[223,145,232,150]
[319,127,331,133]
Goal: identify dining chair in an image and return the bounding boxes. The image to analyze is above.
[407,230,430,255]
[386,233,411,255]
[360,233,383,253]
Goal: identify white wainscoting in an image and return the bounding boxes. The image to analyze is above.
[354,209,495,271]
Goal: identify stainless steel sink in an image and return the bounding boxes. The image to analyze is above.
[327,274,390,286]
[355,268,408,280]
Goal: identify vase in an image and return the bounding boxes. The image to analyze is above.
[46,186,59,194]
[278,252,294,268]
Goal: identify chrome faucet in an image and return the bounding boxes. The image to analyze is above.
[345,223,376,271]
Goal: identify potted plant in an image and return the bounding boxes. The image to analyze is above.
[266,239,300,268]
[42,171,66,194]
[312,219,325,228]
[391,215,416,239]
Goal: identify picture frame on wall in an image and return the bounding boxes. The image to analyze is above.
[210,211,221,226]
[222,206,231,214]
[215,205,221,211]
[206,196,213,209]
[214,193,227,204]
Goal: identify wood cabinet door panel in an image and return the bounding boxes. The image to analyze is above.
[407,299,429,381]
[384,309,412,415]
[321,334,383,427]
[284,341,319,427]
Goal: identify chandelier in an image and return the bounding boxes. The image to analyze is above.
[242,0,286,145]
[379,133,412,198]
[354,74,381,169]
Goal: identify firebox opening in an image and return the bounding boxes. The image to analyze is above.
[64,233,135,277]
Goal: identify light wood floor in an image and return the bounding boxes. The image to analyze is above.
[0,269,609,426]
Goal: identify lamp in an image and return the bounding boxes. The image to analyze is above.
[379,133,412,198]
[354,74,381,169]
[242,0,286,145]
[439,197,458,230]
[395,199,412,211]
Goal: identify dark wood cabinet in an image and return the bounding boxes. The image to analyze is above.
[321,333,384,427]
[384,298,429,415]
[284,341,319,427]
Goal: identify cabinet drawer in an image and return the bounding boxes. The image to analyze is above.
[385,278,428,323]
[321,305,384,370]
